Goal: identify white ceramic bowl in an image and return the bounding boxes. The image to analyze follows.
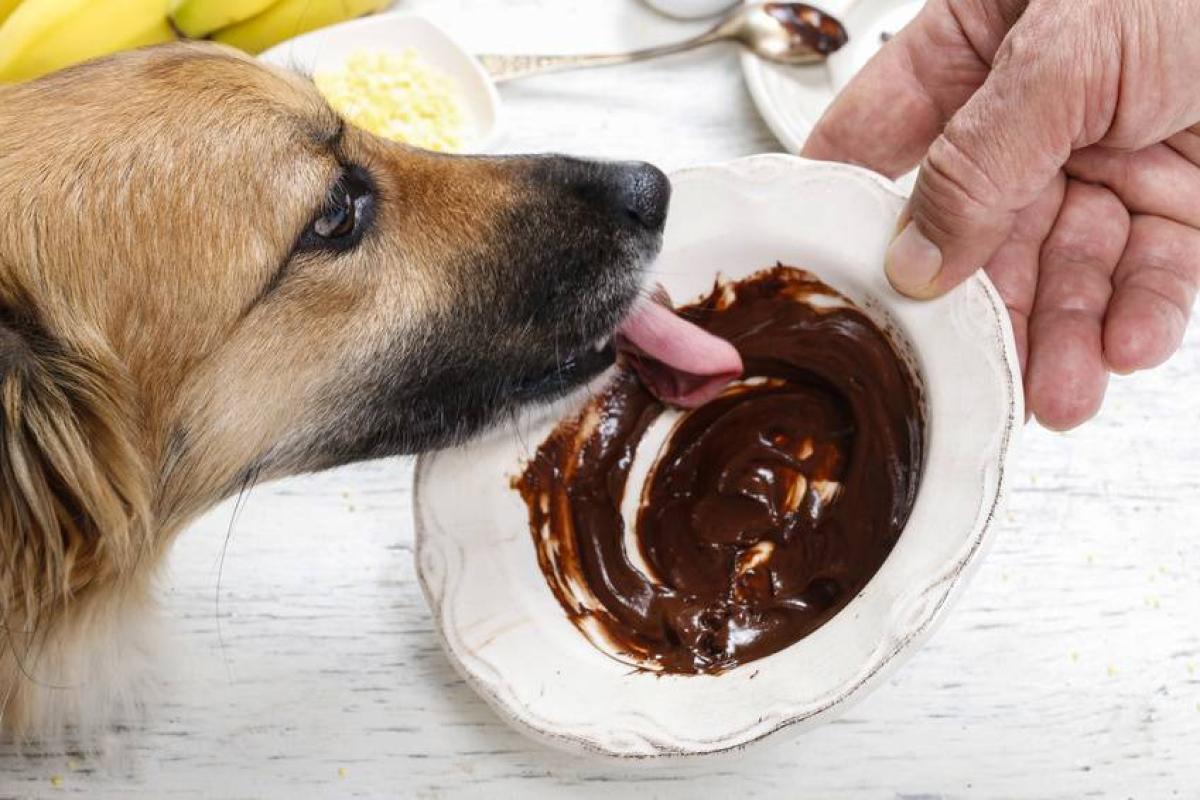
[414,154,1021,759]
[258,12,501,153]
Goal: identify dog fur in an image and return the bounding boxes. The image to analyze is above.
[0,42,668,738]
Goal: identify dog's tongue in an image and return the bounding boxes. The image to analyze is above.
[614,296,743,408]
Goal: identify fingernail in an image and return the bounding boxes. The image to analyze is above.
[886,220,942,297]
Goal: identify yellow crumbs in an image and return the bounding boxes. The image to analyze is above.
[315,50,466,153]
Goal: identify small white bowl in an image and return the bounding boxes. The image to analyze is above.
[642,0,739,19]
[414,155,1021,759]
[259,12,501,153]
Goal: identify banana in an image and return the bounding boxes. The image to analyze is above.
[169,0,276,38]
[0,0,175,83]
[212,0,391,55]
[0,0,23,27]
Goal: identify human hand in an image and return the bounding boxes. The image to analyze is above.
[802,0,1200,429]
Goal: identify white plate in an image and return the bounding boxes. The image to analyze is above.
[413,154,1021,759]
[258,12,502,153]
[741,0,924,154]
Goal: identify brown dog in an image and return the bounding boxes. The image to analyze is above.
[0,41,685,738]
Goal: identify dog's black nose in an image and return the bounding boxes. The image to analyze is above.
[612,161,671,232]
[528,156,672,233]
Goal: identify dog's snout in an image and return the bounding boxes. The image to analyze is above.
[529,157,671,234]
[613,161,671,232]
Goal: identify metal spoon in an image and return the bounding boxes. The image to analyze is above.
[476,3,849,82]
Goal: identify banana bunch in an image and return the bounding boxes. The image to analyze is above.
[0,0,392,83]
[0,0,174,82]
[0,0,23,26]
[180,0,391,53]
[192,0,391,53]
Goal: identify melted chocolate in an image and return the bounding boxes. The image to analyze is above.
[763,3,850,56]
[514,266,924,674]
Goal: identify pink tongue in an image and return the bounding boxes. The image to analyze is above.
[614,299,743,408]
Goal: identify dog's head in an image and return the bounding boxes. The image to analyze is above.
[0,44,668,532]
[0,44,673,715]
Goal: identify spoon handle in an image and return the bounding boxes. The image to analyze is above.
[476,31,721,82]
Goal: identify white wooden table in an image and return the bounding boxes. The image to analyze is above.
[3,1,1198,797]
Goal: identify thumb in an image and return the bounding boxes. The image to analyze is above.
[887,48,1073,298]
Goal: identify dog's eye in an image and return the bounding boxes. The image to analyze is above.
[301,167,375,251]
[314,186,357,239]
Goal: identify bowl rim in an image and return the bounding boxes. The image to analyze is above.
[413,154,1022,759]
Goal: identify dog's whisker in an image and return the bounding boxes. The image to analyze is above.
[508,403,532,457]
[215,466,261,685]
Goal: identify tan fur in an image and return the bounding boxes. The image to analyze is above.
[0,42,534,739]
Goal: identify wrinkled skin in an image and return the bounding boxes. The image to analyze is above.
[804,0,1200,430]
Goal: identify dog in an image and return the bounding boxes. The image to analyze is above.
[0,41,685,739]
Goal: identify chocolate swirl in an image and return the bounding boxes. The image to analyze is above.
[514,266,924,674]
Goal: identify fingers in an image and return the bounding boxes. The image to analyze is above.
[1103,215,1200,373]
[1066,143,1200,228]
[982,175,1067,375]
[1060,143,1200,371]
[1026,182,1130,431]
[801,0,996,177]
[1063,141,1200,373]
[888,33,1080,298]
[1166,127,1200,165]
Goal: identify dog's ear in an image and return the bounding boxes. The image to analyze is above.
[0,300,150,629]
